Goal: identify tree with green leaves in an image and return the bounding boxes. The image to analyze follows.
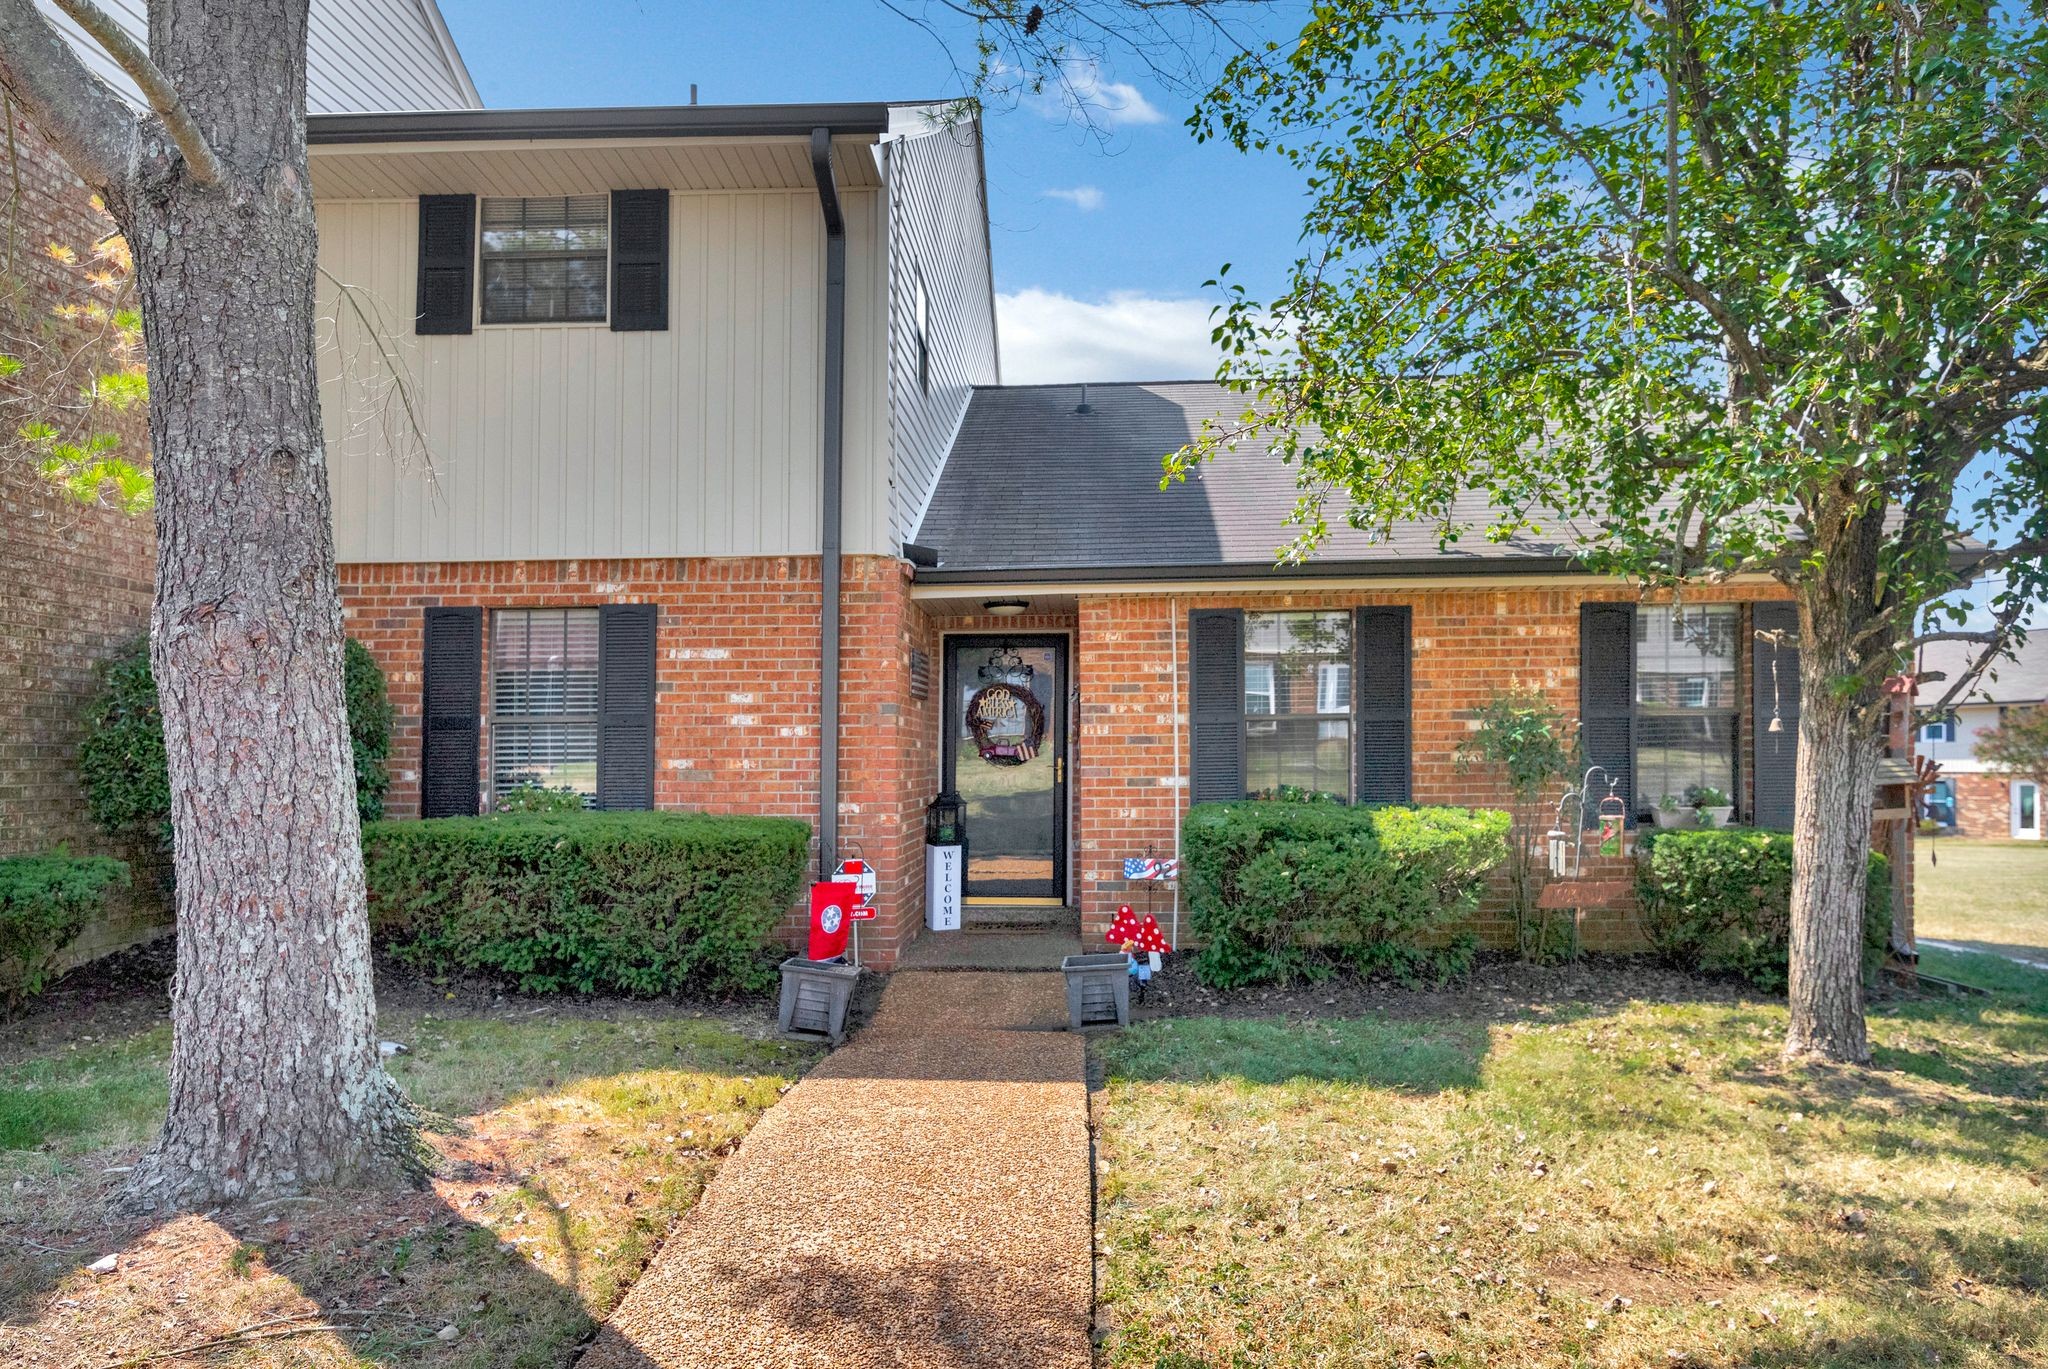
[0,0,417,1210]
[1978,706,2048,793]
[1455,689,1583,960]
[943,0,2047,1062]
[1182,0,2046,1064]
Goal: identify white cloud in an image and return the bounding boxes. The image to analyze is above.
[1024,57,1165,128]
[997,288,1224,385]
[1043,185,1105,211]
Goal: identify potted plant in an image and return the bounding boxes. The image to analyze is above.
[1685,785,1734,829]
[1648,793,1695,829]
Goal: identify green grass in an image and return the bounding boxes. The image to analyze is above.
[1096,973,2048,1368]
[1915,839,2048,957]
[0,1004,818,1368]
[0,1025,169,1156]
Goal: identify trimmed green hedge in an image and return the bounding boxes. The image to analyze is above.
[1181,801,1511,988]
[1636,827,1892,992]
[363,812,810,997]
[0,855,129,1014]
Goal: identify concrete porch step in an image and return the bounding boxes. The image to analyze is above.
[963,904,1079,933]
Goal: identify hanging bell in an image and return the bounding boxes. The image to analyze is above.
[1767,715,1784,733]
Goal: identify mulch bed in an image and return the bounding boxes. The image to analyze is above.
[4,943,788,1066]
[1125,952,1768,1026]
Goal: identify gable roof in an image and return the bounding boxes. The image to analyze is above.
[42,0,480,114]
[1916,633,2048,708]
[911,380,1592,583]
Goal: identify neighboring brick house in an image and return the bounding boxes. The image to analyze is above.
[304,100,1916,967]
[1914,636,2046,840]
[0,2,478,960]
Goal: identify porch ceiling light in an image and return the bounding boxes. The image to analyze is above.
[983,599,1030,616]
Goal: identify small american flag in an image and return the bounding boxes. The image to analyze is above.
[1122,857,1180,881]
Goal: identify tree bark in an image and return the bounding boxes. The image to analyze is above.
[88,0,416,1212]
[1783,516,1885,1066]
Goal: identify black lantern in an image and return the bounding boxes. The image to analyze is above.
[926,791,965,847]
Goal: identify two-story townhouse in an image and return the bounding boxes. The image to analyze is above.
[313,99,1917,967]
[1915,636,2046,840]
[0,1,479,961]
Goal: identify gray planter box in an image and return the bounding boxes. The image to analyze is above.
[1062,952,1131,1031]
[778,957,861,1044]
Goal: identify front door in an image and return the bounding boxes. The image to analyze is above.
[943,636,1067,901]
[2016,781,2041,840]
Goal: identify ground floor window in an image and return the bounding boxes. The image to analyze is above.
[1634,604,1741,812]
[1243,610,1353,801]
[491,607,601,803]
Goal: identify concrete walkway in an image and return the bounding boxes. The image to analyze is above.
[1921,938,2048,972]
[581,972,1092,1369]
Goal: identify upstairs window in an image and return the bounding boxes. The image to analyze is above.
[1918,717,1957,744]
[1634,604,1740,811]
[1243,611,1353,801]
[479,195,609,324]
[491,608,601,803]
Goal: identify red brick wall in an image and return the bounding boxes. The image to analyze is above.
[339,555,935,966]
[1952,772,2016,839]
[0,116,167,962]
[341,560,1923,968]
[1071,583,1797,953]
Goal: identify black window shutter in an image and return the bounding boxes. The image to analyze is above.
[421,607,482,817]
[597,604,658,810]
[1189,609,1245,803]
[1353,607,1413,803]
[415,194,475,335]
[610,189,669,332]
[1752,602,1801,830]
[1579,602,1637,827]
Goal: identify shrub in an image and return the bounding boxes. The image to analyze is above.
[343,639,392,822]
[363,812,811,997]
[1453,688,1581,961]
[1636,827,1891,992]
[81,635,392,846]
[0,855,129,1013]
[494,783,587,814]
[1181,802,1511,988]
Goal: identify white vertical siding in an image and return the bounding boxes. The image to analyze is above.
[883,119,1001,550]
[318,187,890,562]
[37,0,477,113]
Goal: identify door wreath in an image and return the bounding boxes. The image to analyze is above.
[966,681,1046,766]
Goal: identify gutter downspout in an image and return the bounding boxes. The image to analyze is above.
[811,127,846,880]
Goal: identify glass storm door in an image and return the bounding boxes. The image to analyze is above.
[2016,782,2041,840]
[943,636,1067,901]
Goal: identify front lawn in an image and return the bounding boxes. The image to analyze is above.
[1095,959,2048,1368]
[1915,839,2048,961]
[0,985,817,1368]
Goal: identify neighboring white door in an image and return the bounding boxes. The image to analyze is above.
[2015,781,2042,840]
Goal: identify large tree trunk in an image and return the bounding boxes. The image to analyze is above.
[1783,521,1885,1066]
[109,0,415,1212]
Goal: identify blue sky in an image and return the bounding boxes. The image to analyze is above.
[436,0,1310,383]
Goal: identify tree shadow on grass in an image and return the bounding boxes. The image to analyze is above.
[0,1005,804,1365]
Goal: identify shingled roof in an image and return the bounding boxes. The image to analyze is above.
[1916,633,2048,707]
[911,381,1593,582]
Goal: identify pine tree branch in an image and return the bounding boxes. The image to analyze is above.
[0,0,139,195]
[47,0,224,186]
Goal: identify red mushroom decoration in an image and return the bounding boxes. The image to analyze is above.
[1105,904,1143,950]
[1132,913,1172,957]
